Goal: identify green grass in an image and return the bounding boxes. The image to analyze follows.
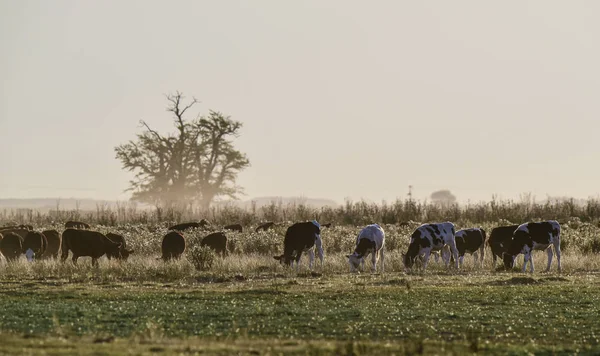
[1,272,599,355]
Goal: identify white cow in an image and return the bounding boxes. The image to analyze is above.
[403,222,458,271]
[346,224,385,273]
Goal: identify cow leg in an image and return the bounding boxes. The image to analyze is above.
[371,251,377,273]
[61,251,69,263]
[422,250,432,270]
[479,244,485,268]
[491,253,497,269]
[472,252,478,268]
[545,247,553,272]
[555,241,562,272]
[295,253,302,271]
[360,257,366,272]
[448,242,459,269]
[314,234,324,265]
[92,258,98,267]
[71,255,78,265]
[307,249,315,270]
[458,254,464,269]
[380,247,385,273]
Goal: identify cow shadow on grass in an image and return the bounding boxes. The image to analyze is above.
[486,276,569,286]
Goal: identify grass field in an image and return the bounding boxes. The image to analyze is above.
[1,221,600,354]
[1,258,600,355]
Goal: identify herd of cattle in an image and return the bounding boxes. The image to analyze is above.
[0,219,562,273]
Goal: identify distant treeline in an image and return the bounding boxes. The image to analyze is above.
[1,197,599,227]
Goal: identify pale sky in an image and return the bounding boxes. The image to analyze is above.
[1,1,599,204]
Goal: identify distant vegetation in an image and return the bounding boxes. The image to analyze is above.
[2,196,600,228]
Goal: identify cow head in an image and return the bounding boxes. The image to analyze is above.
[119,248,134,261]
[346,253,362,272]
[502,253,516,270]
[107,242,123,256]
[273,254,293,265]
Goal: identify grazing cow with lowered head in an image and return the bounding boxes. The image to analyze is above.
[0,232,23,261]
[106,233,134,261]
[61,229,122,266]
[274,221,324,270]
[65,221,90,229]
[223,224,243,233]
[41,230,62,259]
[403,222,458,271]
[442,228,486,268]
[201,232,228,257]
[23,231,48,261]
[503,220,561,273]
[161,231,186,261]
[488,225,519,268]
[346,224,385,273]
[168,219,210,232]
[256,222,275,232]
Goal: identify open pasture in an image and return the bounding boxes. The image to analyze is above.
[0,221,600,354]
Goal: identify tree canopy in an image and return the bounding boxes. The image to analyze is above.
[115,92,250,209]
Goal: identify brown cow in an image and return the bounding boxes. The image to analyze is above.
[61,229,121,266]
[106,233,134,261]
[161,231,186,261]
[0,232,24,261]
[201,232,228,257]
[42,229,62,259]
[65,221,90,229]
[0,228,30,239]
[23,231,48,261]
[255,222,276,232]
[168,219,210,232]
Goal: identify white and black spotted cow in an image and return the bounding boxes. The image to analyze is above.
[403,222,458,271]
[502,220,561,273]
[273,220,324,270]
[442,228,486,268]
[346,224,385,273]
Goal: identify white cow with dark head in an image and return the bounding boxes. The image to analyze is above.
[403,222,458,271]
[346,224,385,273]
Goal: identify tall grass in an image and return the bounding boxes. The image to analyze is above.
[3,197,600,227]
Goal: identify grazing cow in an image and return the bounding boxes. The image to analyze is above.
[256,222,275,232]
[65,221,90,229]
[105,233,134,261]
[161,231,186,261]
[0,232,24,261]
[41,229,62,259]
[23,231,48,261]
[223,224,243,233]
[61,229,122,266]
[201,232,228,257]
[503,220,561,273]
[346,224,385,273]
[403,222,458,271]
[0,228,30,239]
[488,225,520,268]
[442,228,486,268]
[273,221,324,270]
[168,219,210,232]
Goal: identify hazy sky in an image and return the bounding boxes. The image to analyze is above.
[1,1,599,204]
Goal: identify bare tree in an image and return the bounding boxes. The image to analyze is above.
[115,92,250,209]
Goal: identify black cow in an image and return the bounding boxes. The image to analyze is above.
[161,231,186,261]
[443,228,486,268]
[41,230,62,259]
[168,219,210,232]
[256,222,275,232]
[0,232,23,261]
[23,231,48,261]
[223,224,243,233]
[201,232,228,257]
[273,221,323,270]
[488,225,519,268]
[503,220,561,273]
[61,229,122,266]
[106,233,134,261]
